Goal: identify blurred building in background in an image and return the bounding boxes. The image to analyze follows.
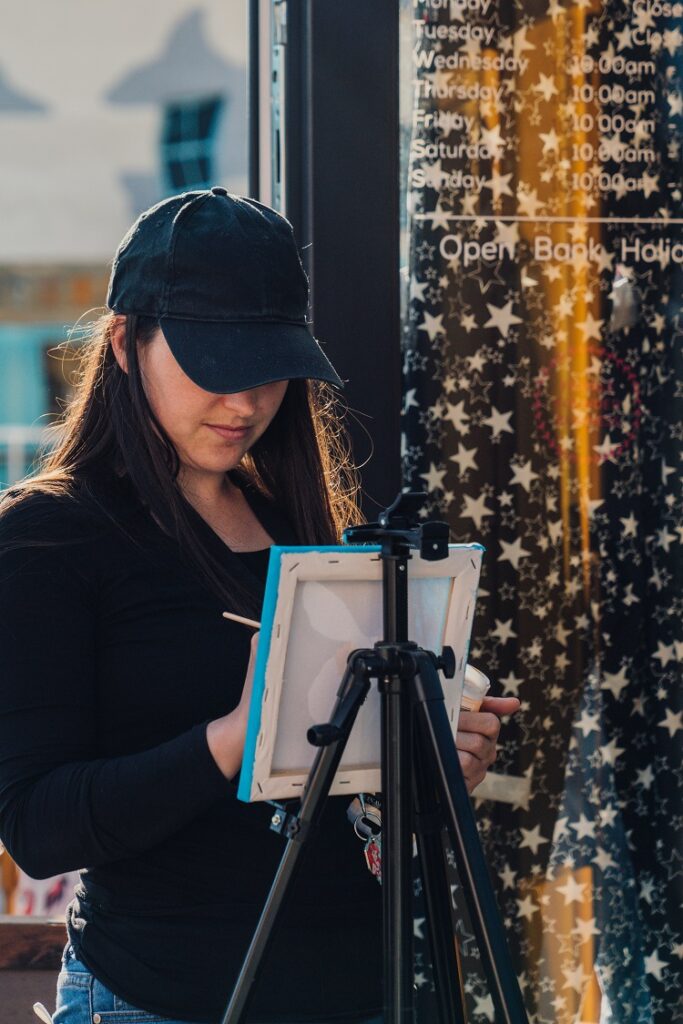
[0,0,247,490]
[0,0,247,915]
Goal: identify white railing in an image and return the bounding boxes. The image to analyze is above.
[0,425,61,489]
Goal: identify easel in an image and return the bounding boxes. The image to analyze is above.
[222,493,529,1024]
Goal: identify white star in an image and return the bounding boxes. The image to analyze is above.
[499,671,524,696]
[555,620,571,645]
[548,520,563,545]
[575,711,600,737]
[573,916,600,943]
[402,388,419,415]
[620,512,638,537]
[556,875,587,905]
[601,666,629,698]
[562,963,588,993]
[661,459,676,483]
[533,72,559,102]
[494,220,520,252]
[599,739,625,765]
[663,26,683,56]
[449,443,478,476]
[480,124,506,160]
[653,641,675,667]
[473,993,495,1022]
[498,537,532,570]
[641,172,659,199]
[593,847,617,871]
[615,23,632,49]
[426,203,452,231]
[420,463,447,492]
[570,813,596,839]
[519,825,548,855]
[644,950,668,981]
[492,618,517,644]
[421,160,446,191]
[601,132,624,162]
[658,709,682,737]
[657,527,676,552]
[460,493,495,530]
[515,895,538,920]
[576,311,604,341]
[409,276,428,303]
[633,3,656,30]
[444,400,470,433]
[467,351,487,372]
[484,300,522,339]
[499,862,517,889]
[512,25,536,57]
[517,187,543,218]
[637,765,655,790]
[553,816,569,842]
[593,433,619,464]
[539,127,560,154]
[417,311,445,342]
[509,459,539,492]
[599,804,618,827]
[594,245,614,273]
[482,406,514,438]
[481,170,514,203]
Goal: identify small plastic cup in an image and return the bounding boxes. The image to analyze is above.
[461,664,490,712]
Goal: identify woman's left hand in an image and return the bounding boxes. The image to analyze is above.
[455,696,521,795]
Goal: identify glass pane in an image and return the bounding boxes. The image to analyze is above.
[0,2,248,923]
[400,1,682,1021]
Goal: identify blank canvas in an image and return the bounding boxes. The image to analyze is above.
[238,543,483,803]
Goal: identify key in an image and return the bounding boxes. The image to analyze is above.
[364,834,382,884]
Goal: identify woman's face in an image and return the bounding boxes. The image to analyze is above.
[122,325,289,490]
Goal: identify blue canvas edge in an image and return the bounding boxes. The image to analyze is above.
[237,544,382,802]
[463,543,485,674]
[237,541,485,803]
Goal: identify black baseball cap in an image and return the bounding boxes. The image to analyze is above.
[106,187,343,393]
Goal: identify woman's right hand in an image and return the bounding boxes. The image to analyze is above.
[206,630,259,780]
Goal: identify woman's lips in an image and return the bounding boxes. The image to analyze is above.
[206,424,250,441]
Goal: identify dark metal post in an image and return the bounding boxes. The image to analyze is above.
[280,2,401,519]
[379,545,414,1023]
[247,0,260,199]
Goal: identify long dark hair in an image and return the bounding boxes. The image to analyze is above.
[0,311,363,617]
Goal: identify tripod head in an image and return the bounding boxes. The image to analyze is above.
[344,490,450,561]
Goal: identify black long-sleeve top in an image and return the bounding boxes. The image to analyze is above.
[0,469,382,1023]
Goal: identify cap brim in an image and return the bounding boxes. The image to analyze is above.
[158,317,344,393]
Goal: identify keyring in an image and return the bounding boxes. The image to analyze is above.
[353,810,382,841]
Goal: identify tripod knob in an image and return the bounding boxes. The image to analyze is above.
[437,646,456,678]
[308,723,343,746]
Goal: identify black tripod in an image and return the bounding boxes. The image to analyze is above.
[221,493,529,1024]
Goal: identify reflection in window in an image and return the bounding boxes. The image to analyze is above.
[161,97,226,193]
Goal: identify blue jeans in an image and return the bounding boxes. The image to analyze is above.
[54,942,383,1024]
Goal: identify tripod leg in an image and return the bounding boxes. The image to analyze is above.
[381,674,415,1024]
[412,737,467,1024]
[220,655,373,1024]
[411,652,529,1024]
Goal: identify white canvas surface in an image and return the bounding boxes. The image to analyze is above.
[240,545,482,802]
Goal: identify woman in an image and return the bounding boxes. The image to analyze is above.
[0,189,518,1024]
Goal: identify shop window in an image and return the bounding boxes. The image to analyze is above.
[161,97,225,193]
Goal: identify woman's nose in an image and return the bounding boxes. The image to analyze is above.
[218,390,259,418]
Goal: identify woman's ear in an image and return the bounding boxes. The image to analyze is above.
[110,317,128,375]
